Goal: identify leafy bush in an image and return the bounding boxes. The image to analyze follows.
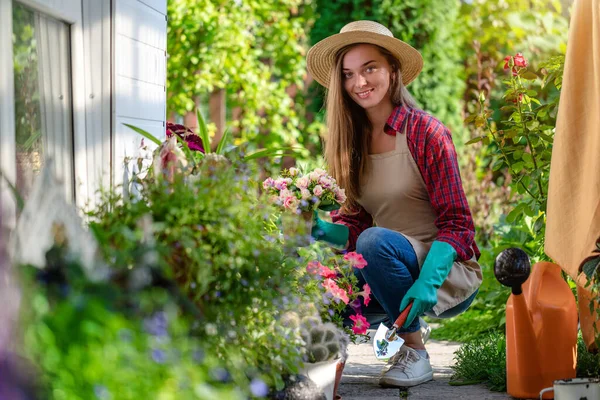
[167,0,315,155]
[87,150,307,390]
[450,332,507,392]
[19,239,245,399]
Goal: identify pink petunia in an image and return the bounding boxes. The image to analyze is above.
[357,284,372,307]
[306,261,324,275]
[322,279,349,304]
[318,264,337,279]
[343,252,368,269]
[349,314,370,335]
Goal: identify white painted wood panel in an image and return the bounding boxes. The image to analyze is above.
[115,0,167,50]
[114,76,165,121]
[112,0,167,190]
[17,0,81,23]
[139,0,166,16]
[80,0,111,208]
[116,37,166,86]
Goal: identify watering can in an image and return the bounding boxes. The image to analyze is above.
[494,249,578,399]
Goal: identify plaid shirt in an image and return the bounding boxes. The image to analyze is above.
[331,105,480,261]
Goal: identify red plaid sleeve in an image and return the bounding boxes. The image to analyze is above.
[330,205,373,252]
[407,111,480,261]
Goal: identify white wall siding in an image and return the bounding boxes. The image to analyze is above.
[79,0,112,209]
[113,0,167,190]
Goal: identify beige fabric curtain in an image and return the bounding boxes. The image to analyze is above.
[545,0,600,349]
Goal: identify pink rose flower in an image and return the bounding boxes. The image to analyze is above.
[349,313,370,335]
[313,185,324,197]
[262,177,275,189]
[343,252,368,269]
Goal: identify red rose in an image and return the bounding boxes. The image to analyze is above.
[503,55,512,71]
[513,53,528,68]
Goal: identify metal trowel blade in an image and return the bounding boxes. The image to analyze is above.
[372,323,405,361]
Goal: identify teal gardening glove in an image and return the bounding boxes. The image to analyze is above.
[399,241,457,328]
[311,211,349,248]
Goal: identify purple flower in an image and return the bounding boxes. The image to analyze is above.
[210,367,231,382]
[151,349,166,364]
[250,378,269,397]
[93,384,110,399]
[143,312,168,337]
[192,349,204,363]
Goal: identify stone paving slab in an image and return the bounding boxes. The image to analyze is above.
[339,331,514,400]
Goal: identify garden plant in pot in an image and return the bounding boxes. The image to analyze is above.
[280,312,348,400]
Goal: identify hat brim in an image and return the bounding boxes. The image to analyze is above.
[307,31,423,89]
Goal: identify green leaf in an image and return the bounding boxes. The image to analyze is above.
[492,159,504,171]
[196,108,211,154]
[521,153,533,164]
[465,136,484,145]
[526,90,538,96]
[582,257,600,279]
[511,162,524,172]
[521,71,538,80]
[215,128,231,155]
[0,169,24,212]
[123,123,161,146]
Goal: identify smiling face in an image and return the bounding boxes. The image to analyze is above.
[342,44,395,111]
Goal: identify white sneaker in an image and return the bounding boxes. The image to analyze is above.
[378,345,433,387]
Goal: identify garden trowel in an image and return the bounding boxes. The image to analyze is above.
[372,302,413,361]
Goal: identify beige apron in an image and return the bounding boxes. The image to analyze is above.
[358,123,482,315]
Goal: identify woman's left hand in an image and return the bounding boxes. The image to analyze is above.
[399,241,457,328]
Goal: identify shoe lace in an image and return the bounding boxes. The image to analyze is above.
[381,347,419,374]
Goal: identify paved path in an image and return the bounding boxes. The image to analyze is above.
[338,332,514,400]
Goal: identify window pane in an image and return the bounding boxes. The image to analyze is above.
[12,2,74,200]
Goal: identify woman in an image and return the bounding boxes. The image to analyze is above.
[306,21,482,388]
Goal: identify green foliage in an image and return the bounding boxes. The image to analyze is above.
[450,332,507,392]
[19,243,244,399]
[452,332,600,392]
[466,53,564,262]
[167,0,315,154]
[577,334,600,378]
[88,153,306,390]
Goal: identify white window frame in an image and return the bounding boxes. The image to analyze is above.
[0,0,108,225]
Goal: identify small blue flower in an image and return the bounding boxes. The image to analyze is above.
[192,349,205,363]
[94,384,110,399]
[241,279,248,286]
[250,378,269,397]
[143,312,168,337]
[210,367,231,382]
[151,348,166,364]
[252,250,260,257]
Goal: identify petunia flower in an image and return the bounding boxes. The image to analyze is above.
[356,283,372,307]
[349,313,370,335]
[306,261,324,275]
[322,279,349,304]
[343,252,368,269]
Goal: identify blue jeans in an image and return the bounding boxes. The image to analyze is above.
[351,227,478,334]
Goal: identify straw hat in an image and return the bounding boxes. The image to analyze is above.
[307,20,423,88]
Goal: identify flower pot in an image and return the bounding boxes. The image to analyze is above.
[333,360,345,400]
[299,358,340,400]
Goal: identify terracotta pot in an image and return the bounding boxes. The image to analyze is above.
[333,360,345,400]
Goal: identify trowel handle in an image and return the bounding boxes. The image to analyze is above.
[392,302,413,329]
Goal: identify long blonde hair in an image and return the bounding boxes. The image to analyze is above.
[324,44,417,213]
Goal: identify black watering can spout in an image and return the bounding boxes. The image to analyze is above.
[494,248,531,295]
